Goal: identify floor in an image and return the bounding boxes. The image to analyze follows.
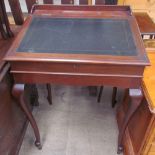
[19,85,123,155]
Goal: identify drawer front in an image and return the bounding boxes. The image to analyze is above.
[11,61,144,77]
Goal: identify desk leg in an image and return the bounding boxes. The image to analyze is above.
[117,88,143,154]
[12,84,42,150]
[46,84,52,105]
[97,86,104,103]
[112,87,117,108]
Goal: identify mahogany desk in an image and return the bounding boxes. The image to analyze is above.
[4,5,150,154]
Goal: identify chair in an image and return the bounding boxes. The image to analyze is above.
[0,0,13,39]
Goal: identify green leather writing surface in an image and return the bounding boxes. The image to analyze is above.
[17,17,137,56]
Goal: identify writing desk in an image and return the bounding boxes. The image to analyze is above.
[4,5,149,154]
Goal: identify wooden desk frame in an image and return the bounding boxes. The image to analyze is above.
[5,5,149,154]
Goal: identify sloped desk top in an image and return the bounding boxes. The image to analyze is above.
[5,5,149,66]
[17,17,137,56]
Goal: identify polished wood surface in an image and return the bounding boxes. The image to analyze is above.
[5,6,149,88]
[134,13,155,36]
[117,51,155,155]
[141,51,155,155]
[117,91,154,155]
[142,51,155,113]
[4,5,149,154]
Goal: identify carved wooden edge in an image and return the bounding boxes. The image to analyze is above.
[12,84,42,150]
[31,4,132,14]
[117,88,143,154]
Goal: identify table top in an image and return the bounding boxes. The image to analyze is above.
[5,5,149,66]
[134,12,155,35]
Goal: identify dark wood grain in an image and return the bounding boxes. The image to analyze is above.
[0,0,14,38]
[0,64,34,155]
[25,0,36,13]
[117,89,154,155]
[134,12,155,35]
[8,0,24,25]
[117,89,143,153]
[12,84,42,150]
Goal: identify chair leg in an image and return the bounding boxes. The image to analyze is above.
[150,35,154,39]
[12,84,42,150]
[0,19,8,39]
[46,83,52,105]
[97,86,104,103]
[112,87,117,108]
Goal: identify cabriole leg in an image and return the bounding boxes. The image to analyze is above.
[46,83,52,105]
[112,87,117,108]
[117,88,143,154]
[12,84,42,149]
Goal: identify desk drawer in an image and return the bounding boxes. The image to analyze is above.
[11,61,144,76]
